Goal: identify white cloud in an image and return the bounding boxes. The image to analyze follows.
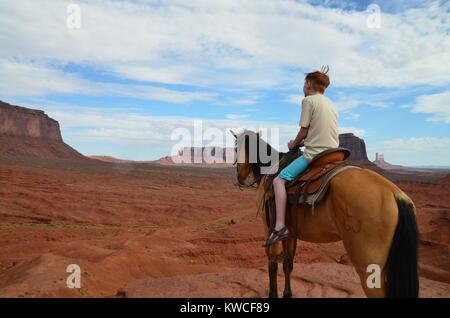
[226,98,258,106]
[377,137,450,151]
[0,60,86,96]
[410,91,450,123]
[0,0,449,91]
[334,97,362,111]
[0,59,215,103]
[339,126,365,137]
[369,137,450,166]
[225,114,249,119]
[97,83,216,103]
[30,101,298,143]
[333,95,391,112]
[284,95,301,105]
[1,0,448,163]
[343,112,360,120]
[28,100,448,165]
[285,95,363,112]
[114,64,198,85]
[285,93,391,113]
[25,100,369,154]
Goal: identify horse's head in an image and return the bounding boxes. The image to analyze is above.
[231,129,277,187]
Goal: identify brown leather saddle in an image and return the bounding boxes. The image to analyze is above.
[263,148,351,233]
[286,148,351,203]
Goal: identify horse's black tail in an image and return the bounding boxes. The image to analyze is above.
[385,195,419,298]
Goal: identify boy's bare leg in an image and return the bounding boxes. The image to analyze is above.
[273,176,288,231]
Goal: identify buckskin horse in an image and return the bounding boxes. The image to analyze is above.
[231,130,419,298]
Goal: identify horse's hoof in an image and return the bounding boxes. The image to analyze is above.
[269,292,279,298]
[283,291,292,298]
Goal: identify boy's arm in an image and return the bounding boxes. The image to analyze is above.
[289,127,308,149]
[289,97,312,149]
[288,96,312,150]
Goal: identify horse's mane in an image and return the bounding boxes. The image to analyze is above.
[237,130,301,178]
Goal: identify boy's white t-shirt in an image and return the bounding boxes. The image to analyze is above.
[299,94,339,161]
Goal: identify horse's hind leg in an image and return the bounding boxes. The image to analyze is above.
[360,265,386,298]
[268,261,278,298]
[340,231,389,298]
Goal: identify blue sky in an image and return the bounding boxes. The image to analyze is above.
[1,0,449,166]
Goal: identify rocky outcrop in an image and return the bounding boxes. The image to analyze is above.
[0,101,62,141]
[178,146,235,164]
[152,147,235,166]
[339,133,369,162]
[373,153,404,170]
[0,100,85,160]
[338,133,382,172]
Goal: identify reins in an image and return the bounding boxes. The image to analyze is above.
[233,157,261,190]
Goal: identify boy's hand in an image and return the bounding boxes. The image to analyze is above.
[288,140,297,150]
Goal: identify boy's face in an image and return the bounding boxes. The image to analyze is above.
[303,80,312,96]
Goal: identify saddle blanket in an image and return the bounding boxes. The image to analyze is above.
[299,165,361,206]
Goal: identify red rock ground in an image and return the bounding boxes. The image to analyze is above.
[0,157,448,298]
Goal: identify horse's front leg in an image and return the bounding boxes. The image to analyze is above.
[282,256,293,298]
[282,237,296,298]
[268,261,278,298]
[281,202,298,298]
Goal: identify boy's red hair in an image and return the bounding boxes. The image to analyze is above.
[305,65,330,93]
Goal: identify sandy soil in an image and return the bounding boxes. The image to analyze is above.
[0,157,448,298]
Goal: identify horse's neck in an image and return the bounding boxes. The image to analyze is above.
[255,178,268,213]
[260,139,278,157]
[258,140,280,171]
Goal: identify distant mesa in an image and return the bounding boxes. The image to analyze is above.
[152,155,176,165]
[373,152,404,170]
[178,146,234,164]
[0,100,62,141]
[338,133,379,170]
[90,147,235,166]
[0,100,86,160]
[338,133,368,161]
[154,147,235,166]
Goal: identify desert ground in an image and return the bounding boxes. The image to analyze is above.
[0,156,448,298]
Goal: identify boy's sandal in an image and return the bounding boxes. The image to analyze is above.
[262,226,289,247]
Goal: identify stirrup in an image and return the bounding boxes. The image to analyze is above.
[262,227,289,247]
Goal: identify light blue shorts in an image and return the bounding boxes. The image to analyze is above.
[278,155,310,181]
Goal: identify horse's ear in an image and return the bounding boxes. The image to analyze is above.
[230,130,237,138]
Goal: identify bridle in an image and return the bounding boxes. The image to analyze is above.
[233,138,262,190]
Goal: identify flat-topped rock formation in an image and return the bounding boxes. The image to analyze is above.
[152,147,235,166]
[178,146,235,164]
[338,133,382,172]
[339,133,369,162]
[0,100,85,160]
[0,101,62,141]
